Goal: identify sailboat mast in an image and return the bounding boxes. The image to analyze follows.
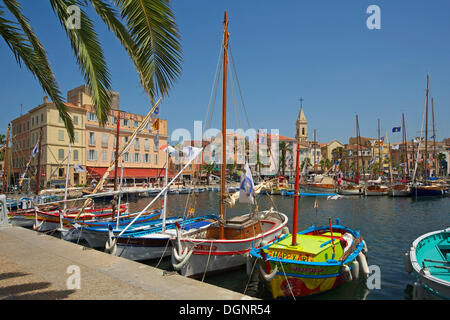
[424,74,429,184]
[313,129,316,172]
[292,143,300,246]
[114,110,121,191]
[220,11,229,239]
[355,115,360,183]
[402,113,408,179]
[35,126,43,197]
[2,124,10,194]
[378,119,381,177]
[431,98,437,177]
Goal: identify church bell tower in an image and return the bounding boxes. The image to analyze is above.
[296,98,308,143]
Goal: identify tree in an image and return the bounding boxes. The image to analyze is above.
[278,141,292,176]
[0,0,182,142]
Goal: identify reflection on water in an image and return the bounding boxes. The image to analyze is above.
[97,191,449,300]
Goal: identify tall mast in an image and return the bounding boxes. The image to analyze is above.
[424,74,429,184]
[291,143,300,246]
[220,11,229,240]
[402,113,408,180]
[378,119,381,177]
[313,129,316,172]
[431,98,437,177]
[355,114,360,183]
[114,110,121,191]
[35,126,43,197]
[2,124,10,194]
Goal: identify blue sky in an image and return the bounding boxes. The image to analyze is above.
[1,0,449,144]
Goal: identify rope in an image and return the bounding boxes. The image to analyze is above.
[201,241,214,282]
[278,260,296,300]
[155,237,171,269]
[243,256,258,295]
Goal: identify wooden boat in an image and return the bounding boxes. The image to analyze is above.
[34,205,127,232]
[338,184,364,195]
[170,12,288,279]
[8,204,58,228]
[410,75,446,198]
[364,183,388,196]
[388,183,411,197]
[249,142,368,299]
[405,228,450,300]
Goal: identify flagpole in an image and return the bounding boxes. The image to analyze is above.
[35,127,43,200]
[162,146,169,232]
[292,143,300,246]
[61,143,71,229]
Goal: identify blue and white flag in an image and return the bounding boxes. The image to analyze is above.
[74,164,87,173]
[151,105,160,118]
[31,140,39,157]
[392,127,401,133]
[182,146,202,162]
[239,162,255,204]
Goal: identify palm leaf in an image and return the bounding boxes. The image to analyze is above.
[114,0,182,102]
[0,8,74,140]
[50,0,112,125]
[0,2,74,141]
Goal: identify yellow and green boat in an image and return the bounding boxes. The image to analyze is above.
[249,143,369,299]
[249,220,368,298]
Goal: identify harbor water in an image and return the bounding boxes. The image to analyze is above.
[85,191,449,300]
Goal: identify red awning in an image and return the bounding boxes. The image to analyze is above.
[87,167,175,179]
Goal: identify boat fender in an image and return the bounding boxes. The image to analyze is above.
[172,247,193,271]
[362,240,368,255]
[413,282,424,300]
[258,264,278,282]
[281,227,289,235]
[33,220,44,231]
[260,240,269,248]
[357,252,370,277]
[104,239,117,255]
[246,257,254,276]
[341,265,353,282]
[172,243,190,262]
[351,260,360,280]
[404,251,413,274]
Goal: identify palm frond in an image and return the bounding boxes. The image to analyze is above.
[0,8,74,140]
[114,0,182,102]
[50,0,111,125]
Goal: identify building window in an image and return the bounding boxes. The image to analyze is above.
[133,120,139,128]
[88,112,97,122]
[144,139,149,150]
[58,149,64,160]
[73,149,79,161]
[88,149,97,161]
[41,113,44,123]
[89,132,95,145]
[302,128,305,135]
[102,150,108,162]
[122,119,129,127]
[154,154,158,164]
[144,154,150,163]
[73,115,78,125]
[123,152,129,162]
[59,168,64,177]
[58,130,64,141]
[102,133,108,147]
[135,138,140,150]
[134,153,140,163]
[74,132,79,143]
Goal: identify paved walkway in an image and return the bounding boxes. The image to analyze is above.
[0,225,253,300]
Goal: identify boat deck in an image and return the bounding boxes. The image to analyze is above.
[416,230,450,283]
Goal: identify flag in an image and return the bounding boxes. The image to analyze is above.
[239,162,255,204]
[160,144,177,155]
[182,146,202,162]
[188,206,195,217]
[152,118,159,131]
[154,132,159,147]
[31,140,39,157]
[151,105,160,118]
[74,164,87,173]
[392,127,401,133]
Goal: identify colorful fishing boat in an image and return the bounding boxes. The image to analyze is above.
[249,140,368,299]
[404,228,450,300]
